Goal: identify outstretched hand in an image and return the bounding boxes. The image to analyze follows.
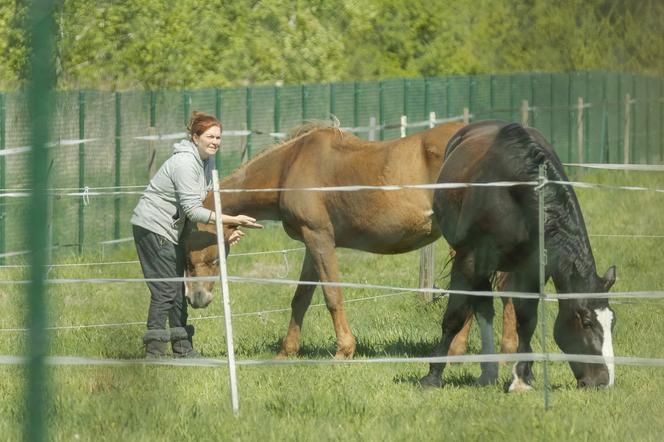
[232,214,263,229]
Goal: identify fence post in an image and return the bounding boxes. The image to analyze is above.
[148,91,157,180]
[211,169,240,415]
[623,94,631,164]
[26,2,57,439]
[114,92,122,240]
[77,91,85,253]
[400,115,407,138]
[418,110,438,302]
[368,117,376,141]
[521,100,529,126]
[0,93,5,264]
[273,85,281,144]
[215,88,223,172]
[463,107,470,124]
[577,97,585,163]
[379,80,385,141]
[245,87,253,162]
[537,164,550,410]
[301,84,308,122]
[353,81,360,129]
[183,90,191,128]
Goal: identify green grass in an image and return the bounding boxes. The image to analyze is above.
[0,169,663,441]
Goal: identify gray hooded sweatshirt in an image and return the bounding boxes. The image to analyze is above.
[131,139,214,244]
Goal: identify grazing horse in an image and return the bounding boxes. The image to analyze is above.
[180,121,518,359]
[419,121,616,389]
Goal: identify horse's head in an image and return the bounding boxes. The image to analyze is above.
[181,221,231,309]
[553,266,617,388]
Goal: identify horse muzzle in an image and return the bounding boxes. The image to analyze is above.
[186,289,213,309]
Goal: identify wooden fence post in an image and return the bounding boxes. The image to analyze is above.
[368,116,376,141]
[463,107,470,124]
[521,100,529,126]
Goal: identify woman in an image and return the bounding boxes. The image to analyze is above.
[131,111,262,358]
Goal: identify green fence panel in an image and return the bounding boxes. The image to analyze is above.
[1,71,663,257]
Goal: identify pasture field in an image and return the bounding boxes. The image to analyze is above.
[0,170,663,441]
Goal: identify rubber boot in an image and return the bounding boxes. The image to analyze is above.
[171,325,201,358]
[143,329,170,358]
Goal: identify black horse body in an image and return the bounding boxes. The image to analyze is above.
[421,121,616,390]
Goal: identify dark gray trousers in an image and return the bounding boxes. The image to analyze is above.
[133,225,187,330]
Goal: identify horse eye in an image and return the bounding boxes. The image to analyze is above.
[582,318,593,329]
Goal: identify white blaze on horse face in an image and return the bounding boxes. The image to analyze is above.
[595,307,615,386]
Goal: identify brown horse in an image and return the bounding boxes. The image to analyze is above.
[181,122,517,359]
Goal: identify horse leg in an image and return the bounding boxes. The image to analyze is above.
[473,278,498,386]
[448,312,473,356]
[509,294,539,393]
[278,250,318,358]
[302,228,355,359]
[495,272,518,354]
[420,255,474,388]
[500,297,518,354]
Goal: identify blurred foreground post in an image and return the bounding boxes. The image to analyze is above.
[26,1,57,441]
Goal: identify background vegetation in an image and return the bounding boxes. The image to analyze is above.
[1,0,663,91]
[0,170,663,440]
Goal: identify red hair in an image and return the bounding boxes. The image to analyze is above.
[187,111,222,138]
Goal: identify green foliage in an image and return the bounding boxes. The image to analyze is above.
[1,0,662,91]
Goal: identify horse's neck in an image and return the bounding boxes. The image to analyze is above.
[217,146,288,220]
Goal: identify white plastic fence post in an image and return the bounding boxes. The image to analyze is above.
[400,115,407,138]
[418,110,438,302]
[212,169,240,415]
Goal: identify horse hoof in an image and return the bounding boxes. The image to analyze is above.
[419,374,443,389]
[476,374,499,386]
[334,350,354,360]
[508,378,534,393]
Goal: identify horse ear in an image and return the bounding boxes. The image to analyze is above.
[602,266,616,292]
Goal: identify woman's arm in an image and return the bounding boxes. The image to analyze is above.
[208,212,263,229]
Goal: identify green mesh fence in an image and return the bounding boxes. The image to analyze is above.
[0,71,662,260]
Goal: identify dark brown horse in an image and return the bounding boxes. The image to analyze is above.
[181,122,517,359]
[420,121,616,389]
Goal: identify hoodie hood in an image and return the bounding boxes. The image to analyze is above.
[173,139,204,168]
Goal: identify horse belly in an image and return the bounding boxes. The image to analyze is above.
[336,212,439,254]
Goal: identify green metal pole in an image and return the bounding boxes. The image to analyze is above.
[150,91,157,127]
[537,164,550,410]
[273,85,281,144]
[114,92,122,240]
[660,78,664,162]
[645,77,651,163]
[424,77,430,122]
[215,88,223,172]
[183,90,191,129]
[446,77,451,118]
[530,74,536,129]
[0,93,6,265]
[329,83,336,117]
[378,81,385,140]
[77,92,85,253]
[568,73,574,163]
[246,87,253,160]
[490,75,495,119]
[353,81,360,129]
[301,84,308,122]
[26,2,56,441]
[549,73,554,146]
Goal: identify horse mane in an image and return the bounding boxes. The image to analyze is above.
[223,119,343,182]
[493,123,596,277]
